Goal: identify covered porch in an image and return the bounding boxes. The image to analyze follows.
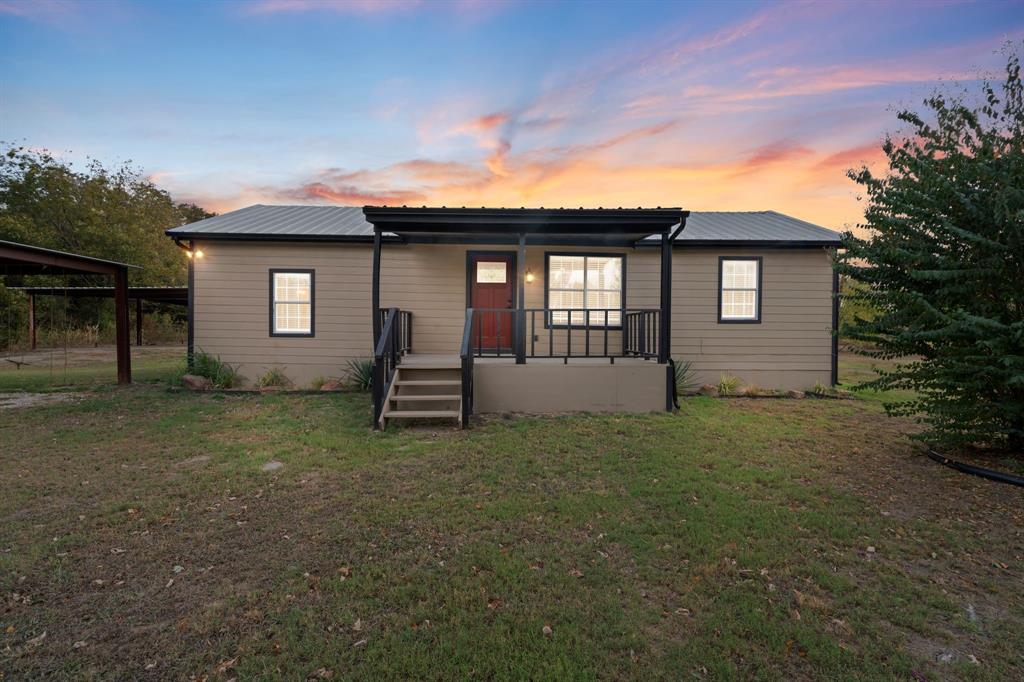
[362,207,688,428]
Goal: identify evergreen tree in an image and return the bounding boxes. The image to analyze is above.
[837,48,1024,452]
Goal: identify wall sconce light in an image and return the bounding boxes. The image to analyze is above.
[193,249,205,259]
[526,269,535,283]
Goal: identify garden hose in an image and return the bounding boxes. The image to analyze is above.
[927,449,1024,488]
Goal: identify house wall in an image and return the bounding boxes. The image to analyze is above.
[190,241,833,390]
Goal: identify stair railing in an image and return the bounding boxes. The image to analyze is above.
[459,308,475,429]
[372,307,409,428]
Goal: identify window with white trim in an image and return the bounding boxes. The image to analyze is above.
[271,270,314,335]
[546,254,623,326]
[719,258,760,322]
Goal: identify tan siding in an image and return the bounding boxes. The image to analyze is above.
[192,241,833,390]
[669,248,834,390]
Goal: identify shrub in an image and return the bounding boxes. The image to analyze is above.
[717,374,740,396]
[189,349,240,388]
[345,358,374,392]
[673,359,699,394]
[310,376,326,391]
[257,366,291,389]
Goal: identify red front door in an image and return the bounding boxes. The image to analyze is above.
[469,253,515,352]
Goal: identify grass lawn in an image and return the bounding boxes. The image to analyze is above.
[1,351,1021,680]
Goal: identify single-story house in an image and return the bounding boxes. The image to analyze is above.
[166,205,841,428]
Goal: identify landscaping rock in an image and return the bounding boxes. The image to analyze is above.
[261,460,283,472]
[181,375,212,391]
[787,390,805,399]
[697,384,718,397]
[320,379,345,392]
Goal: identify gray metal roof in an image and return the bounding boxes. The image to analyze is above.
[166,205,840,245]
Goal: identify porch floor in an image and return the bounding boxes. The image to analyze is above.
[400,353,659,368]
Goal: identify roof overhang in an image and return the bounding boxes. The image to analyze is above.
[362,207,688,244]
[0,240,139,276]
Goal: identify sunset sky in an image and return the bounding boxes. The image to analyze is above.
[1,0,1022,231]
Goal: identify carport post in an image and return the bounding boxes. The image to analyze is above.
[135,297,143,346]
[28,293,37,350]
[114,266,131,384]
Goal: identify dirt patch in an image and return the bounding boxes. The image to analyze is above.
[0,392,82,410]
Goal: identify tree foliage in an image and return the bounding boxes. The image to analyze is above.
[837,48,1024,451]
[0,144,212,285]
[0,144,214,350]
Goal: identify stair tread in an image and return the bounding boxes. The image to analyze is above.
[395,380,461,386]
[385,410,460,418]
[392,394,460,401]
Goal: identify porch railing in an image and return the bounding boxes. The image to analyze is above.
[372,307,412,428]
[467,307,661,361]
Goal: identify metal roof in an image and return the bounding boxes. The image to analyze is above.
[1,239,140,275]
[166,205,841,245]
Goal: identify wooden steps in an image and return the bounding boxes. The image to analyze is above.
[380,362,463,429]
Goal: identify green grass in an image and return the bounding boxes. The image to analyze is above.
[1,357,1021,680]
[0,348,183,392]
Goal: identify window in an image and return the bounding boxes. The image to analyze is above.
[476,261,507,283]
[719,257,761,323]
[270,269,314,336]
[546,253,624,326]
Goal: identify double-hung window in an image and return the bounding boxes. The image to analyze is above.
[546,253,624,326]
[270,269,314,336]
[718,257,761,323]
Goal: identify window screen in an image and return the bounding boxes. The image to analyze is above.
[271,270,314,335]
[547,254,623,326]
[719,259,760,322]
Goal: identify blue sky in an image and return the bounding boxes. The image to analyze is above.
[1,0,1021,228]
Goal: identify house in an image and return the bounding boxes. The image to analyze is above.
[166,205,842,428]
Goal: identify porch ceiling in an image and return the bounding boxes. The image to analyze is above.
[363,206,687,242]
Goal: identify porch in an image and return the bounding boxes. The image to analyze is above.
[364,207,688,428]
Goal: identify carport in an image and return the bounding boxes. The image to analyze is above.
[12,286,187,349]
[0,240,139,384]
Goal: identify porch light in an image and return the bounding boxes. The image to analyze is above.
[526,269,535,283]
[194,249,204,259]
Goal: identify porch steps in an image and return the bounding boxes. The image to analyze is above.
[380,365,462,428]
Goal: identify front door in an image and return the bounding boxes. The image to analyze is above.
[469,252,515,353]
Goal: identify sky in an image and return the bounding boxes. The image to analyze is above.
[1,0,1022,231]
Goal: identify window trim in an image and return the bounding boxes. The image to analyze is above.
[543,251,626,329]
[269,268,315,337]
[717,256,762,324]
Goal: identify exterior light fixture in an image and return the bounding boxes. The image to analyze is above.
[194,249,204,259]
[526,269,535,283]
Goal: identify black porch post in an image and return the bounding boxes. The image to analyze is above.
[659,230,671,364]
[187,240,195,372]
[114,266,131,385]
[372,228,382,349]
[28,293,36,351]
[516,233,526,364]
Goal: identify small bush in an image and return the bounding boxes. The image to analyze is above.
[742,383,765,396]
[345,358,374,392]
[673,359,699,394]
[189,350,240,388]
[257,366,291,389]
[310,376,326,391]
[717,374,740,396]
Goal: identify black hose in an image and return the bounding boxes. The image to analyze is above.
[927,449,1024,487]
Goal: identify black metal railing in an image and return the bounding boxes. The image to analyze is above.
[460,309,475,429]
[623,309,660,359]
[467,307,661,361]
[372,307,412,427]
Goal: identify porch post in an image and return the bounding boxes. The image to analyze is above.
[372,228,382,349]
[516,233,526,364]
[187,241,194,372]
[659,230,671,364]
